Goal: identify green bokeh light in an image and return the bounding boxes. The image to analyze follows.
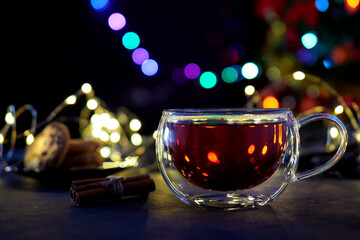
[200,71,217,89]
[122,32,140,50]
[221,67,238,83]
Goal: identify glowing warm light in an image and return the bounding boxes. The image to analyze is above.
[199,71,217,89]
[248,144,255,154]
[86,99,98,110]
[5,112,15,124]
[100,146,111,158]
[263,96,279,108]
[330,127,339,138]
[202,172,209,177]
[65,95,77,105]
[315,0,329,12]
[26,133,34,145]
[129,118,141,131]
[301,32,318,49]
[99,131,110,141]
[221,67,238,83]
[346,0,360,8]
[132,48,149,65]
[207,152,220,164]
[131,133,143,146]
[244,85,255,96]
[185,155,190,162]
[334,105,344,114]
[152,130,158,139]
[141,59,158,76]
[262,145,268,155]
[106,118,119,130]
[293,71,306,80]
[0,133,4,144]
[122,32,140,50]
[91,0,109,11]
[110,132,121,143]
[81,83,92,94]
[184,63,201,79]
[241,62,259,80]
[108,13,126,31]
[279,124,283,144]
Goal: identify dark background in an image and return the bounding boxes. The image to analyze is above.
[2,0,359,135]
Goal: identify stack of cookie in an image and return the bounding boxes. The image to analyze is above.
[24,122,105,171]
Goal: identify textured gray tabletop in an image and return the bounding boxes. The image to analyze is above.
[0,171,359,240]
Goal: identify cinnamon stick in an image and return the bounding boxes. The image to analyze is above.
[69,174,155,206]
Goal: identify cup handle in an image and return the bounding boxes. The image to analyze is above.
[294,113,348,181]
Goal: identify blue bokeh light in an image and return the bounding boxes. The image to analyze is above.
[315,0,329,12]
[141,59,158,76]
[91,0,109,11]
[301,32,318,49]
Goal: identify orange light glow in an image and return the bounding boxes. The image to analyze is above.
[248,144,255,154]
[185,155,190,162]
[346,0,359,8]
[205,126,216,128]
[202,172,209,177]
[279,124,283,144]
[273,125,277,144]
[207,152,220,164]
[263,96,279,108]
[262,145,268,155]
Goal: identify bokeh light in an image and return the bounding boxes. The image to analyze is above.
[172,68,187,85]
[244,85,255,96]
[263,96,279,108]
[297,49,318,65]
[141,59,158,76]
[241,62,259,80]
[122,32,140,50]
[108,13,126,31]
[199,72,217,89]
[91,0,109,11]
[315,0,329,12]
[293,71,306,80]
[184,63,201,79]
[301,32,318,49]
[132,48,149,65]
[221,67,238,83]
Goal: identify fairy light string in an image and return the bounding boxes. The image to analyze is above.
[0,83,151,173]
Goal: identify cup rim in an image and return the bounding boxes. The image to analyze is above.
[163,108,291,115]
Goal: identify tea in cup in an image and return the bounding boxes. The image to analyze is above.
[156,108,347,210]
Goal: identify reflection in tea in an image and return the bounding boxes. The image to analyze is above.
[166,121,287,191]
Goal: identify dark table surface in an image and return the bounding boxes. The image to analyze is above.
[1,169,359,240]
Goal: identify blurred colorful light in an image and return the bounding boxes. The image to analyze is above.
[315,0,329,12]
[301,32,318,49]
[241,62,259,80]
[108,13,126,31]
[244,85,255,96]
[199,72,217,89]
[263,96,279,108]
[184,63,201,79]
[141,59,158,76]
[221,67,238,83]
[132,48,149,65]
[91,0,109,11]
[122,32,140,50]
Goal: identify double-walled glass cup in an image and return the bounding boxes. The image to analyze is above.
[156,108,348,210]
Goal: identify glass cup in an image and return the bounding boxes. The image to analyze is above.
[156,108,348,210]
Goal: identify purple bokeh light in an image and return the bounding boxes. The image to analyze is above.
[184,63,201,79]
[108,13,126,31]
[132,48,149,65]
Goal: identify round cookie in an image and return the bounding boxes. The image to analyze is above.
[24,122,70,171]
